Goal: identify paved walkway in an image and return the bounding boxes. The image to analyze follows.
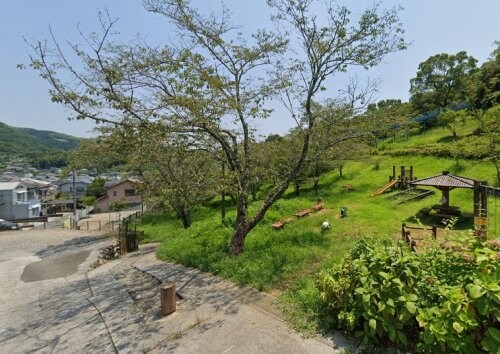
[0,229,355,353]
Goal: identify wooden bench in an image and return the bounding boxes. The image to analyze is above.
[312,203,324,212]
[294,209,311,218]
[272,222,285,230]
[432,205,461,216]
[433,213,456,220]
[272,217,293,230]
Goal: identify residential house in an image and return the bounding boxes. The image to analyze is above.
[21,178,57,202]
[95,179,141,213]
[58,175,94,198]
[0,181,41,220]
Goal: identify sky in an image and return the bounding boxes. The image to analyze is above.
[1,0,499,138]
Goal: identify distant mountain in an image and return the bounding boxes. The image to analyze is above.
[0,122,82,168]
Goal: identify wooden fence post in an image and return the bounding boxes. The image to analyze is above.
[160,283,176,316]
[432,225,437,240]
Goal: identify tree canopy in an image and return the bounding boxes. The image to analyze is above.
[467,42,500,110]
[410,51,477,113]
[28,0,407,255]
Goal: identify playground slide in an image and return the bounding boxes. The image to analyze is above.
[371,179,398,196]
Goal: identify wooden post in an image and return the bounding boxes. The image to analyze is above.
[160,282,176,316]
[410,240,417,252]
[480,181,488,218]
[87,221,89,230]
[432,225,437,240]
[445,188,451,207]
[473,181,481,217]
[401,223,406,239]
[99,220,101,231]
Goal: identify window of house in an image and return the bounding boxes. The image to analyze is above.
[113,191,117,197]
[125,189,136,196]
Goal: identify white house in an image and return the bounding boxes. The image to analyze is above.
[0,181,41,220]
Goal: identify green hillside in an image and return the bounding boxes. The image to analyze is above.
[0,122,82,167]
[136,119,499,290]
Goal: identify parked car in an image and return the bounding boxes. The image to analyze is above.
[0,219,20,231]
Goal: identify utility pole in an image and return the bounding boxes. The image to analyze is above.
[72,170,77,218]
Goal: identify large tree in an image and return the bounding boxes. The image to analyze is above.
[28,0,407,255]
[467,42,500,109]
[475,105,500,186]
[410,51,477,113]
[132,124,220,228]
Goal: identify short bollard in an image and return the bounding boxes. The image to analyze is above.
[160,282,176,316]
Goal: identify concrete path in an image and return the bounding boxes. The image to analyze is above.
[0,229,355,353]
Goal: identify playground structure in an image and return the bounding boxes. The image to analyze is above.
[372,166,417,196]
[371,166,435,203]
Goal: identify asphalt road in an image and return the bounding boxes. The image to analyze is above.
[0,227,353,353]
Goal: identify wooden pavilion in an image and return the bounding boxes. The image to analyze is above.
[410,171,489,238]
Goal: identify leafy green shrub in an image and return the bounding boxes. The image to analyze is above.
[316,237,500,352]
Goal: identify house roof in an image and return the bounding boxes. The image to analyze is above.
[105,178,139,189]
[59,176,94,185]
[0,181,25,191]
[410,171,476,189]
[97,178,140,202]
[20,178,53,189]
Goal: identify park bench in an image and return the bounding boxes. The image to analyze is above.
[272,217,293,230]
[294,209,311,218]
[312,202,324,212]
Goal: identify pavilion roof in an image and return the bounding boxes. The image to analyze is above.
[410,171,476,189]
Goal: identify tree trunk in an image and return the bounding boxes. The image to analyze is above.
[339,164,343,178]
[294,178,300,196]
[221,162,226,220]
[251,183,257,201]
[229,222,250,255]
[314,162,320,196]
[228,81,316,256]
[176,208,191,229]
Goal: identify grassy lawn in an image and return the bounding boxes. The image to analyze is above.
[138,153,499,293]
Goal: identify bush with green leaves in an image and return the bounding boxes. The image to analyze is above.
[316,236,500,352]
